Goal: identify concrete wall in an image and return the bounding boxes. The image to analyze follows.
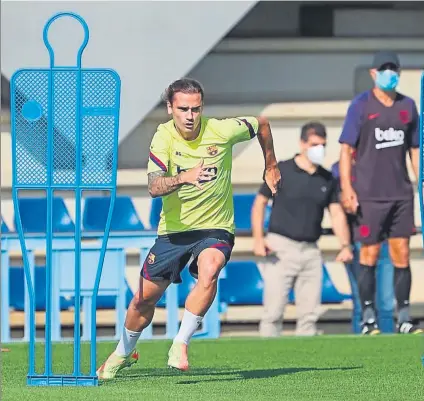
[118,65,423,169]
[1,0,257,143]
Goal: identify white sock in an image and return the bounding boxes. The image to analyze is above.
[115,327,142,357]
[174,309,203,345]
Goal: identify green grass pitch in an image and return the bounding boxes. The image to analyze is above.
[2,335,423,401]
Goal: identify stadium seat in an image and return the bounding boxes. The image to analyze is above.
[83,196,144,232]
[220,260,348,306]
[149,197,163,229]
[15,197,75,233]
[320,264,351,303]
[9,266,73,311]
[152,260,348,308]
[95,281,134,309]
[1,218,10,233]
[155,260,286,307]
[220,260,265,305]
[233,194,272,232]
[233,194,255,231]
[264,205,272,229]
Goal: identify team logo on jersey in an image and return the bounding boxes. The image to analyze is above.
[207,145,218,156]
[147,253,156,264]
[399,110,409,124]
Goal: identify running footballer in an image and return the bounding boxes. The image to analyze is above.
[97,78,281,379]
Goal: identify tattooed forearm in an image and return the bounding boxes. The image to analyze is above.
[256,116,277,169]
[148,171,184,198]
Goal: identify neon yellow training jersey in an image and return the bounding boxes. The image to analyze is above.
[147,116,259,235]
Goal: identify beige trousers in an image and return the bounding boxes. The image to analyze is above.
[258,233,323,337]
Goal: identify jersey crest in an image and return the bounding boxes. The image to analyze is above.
[207,145,218,156]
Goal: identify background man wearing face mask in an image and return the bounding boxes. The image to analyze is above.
[252,122,353,337]
[339,51,422,335]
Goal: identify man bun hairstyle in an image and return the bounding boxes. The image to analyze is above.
[163,78,204,105]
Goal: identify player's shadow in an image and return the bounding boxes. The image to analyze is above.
[175,366,363,384]
[110,365,362,385]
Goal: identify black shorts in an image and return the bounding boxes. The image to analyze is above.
[353,199,415,245]
[141,229,234,283]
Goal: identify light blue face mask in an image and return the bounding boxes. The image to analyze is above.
[375,69,399,91]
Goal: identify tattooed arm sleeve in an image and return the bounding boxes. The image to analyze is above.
[148,171,184,198]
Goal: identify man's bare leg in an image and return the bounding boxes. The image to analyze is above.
[97,277,170,379]
[123,277,170,333]
[168,248,225,371]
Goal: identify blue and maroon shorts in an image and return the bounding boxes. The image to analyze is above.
[141,229,234,283]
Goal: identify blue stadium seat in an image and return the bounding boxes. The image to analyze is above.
[149,197,163,229]
[233,194,256,231]
[220,261,348,306]
[9,266,73,311]
[320,264,351,303]
[154,260,347,308]
[83,196,144,232]
[220,260,265,305]
[15,197,75,233]
[264,205,272,229]
[156,294,165,307]
[233,194,271,232]
[1,218,10,233]
[94,280,134,309]
[8,265,133,312]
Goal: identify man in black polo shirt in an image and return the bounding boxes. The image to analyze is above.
[339,50,422,335]
[252,122,353,337]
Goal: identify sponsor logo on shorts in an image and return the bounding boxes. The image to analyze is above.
[147,253,156,264]
[207,145,218,156]
[374,128,404,150]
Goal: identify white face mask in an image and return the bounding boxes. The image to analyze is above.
[307,144,325,165]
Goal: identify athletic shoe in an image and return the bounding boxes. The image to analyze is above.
[397,321,424,334]
[167,342,189,371]
[96,350,139,380]
[361,319,381,335]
